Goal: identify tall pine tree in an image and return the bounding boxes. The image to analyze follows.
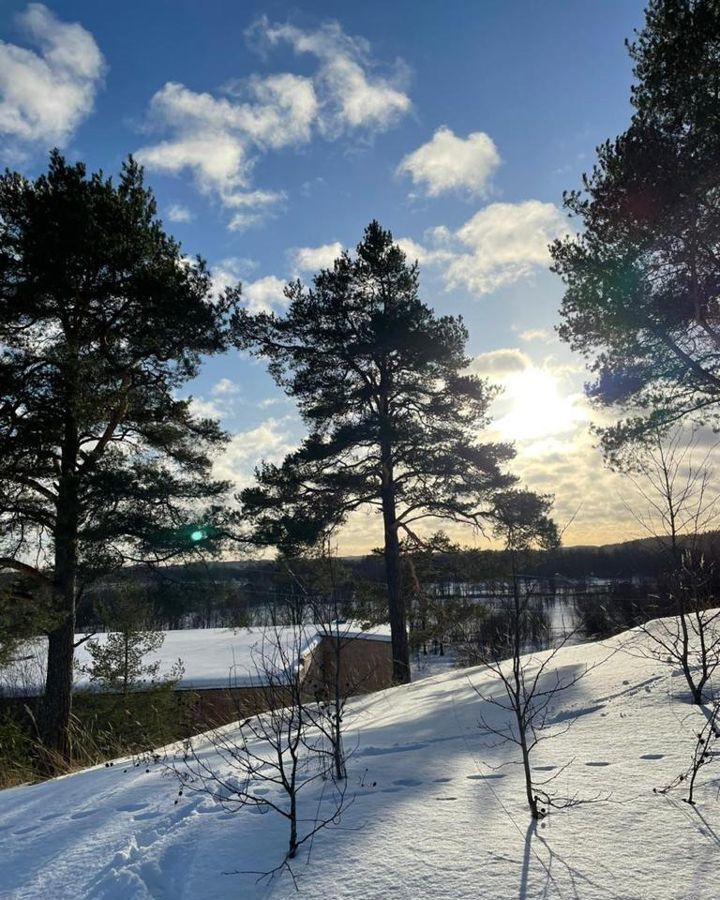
[0,153,238,762]
[234,222,518,683]
[551,0,720,457]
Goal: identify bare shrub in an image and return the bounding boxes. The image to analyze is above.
[174,616,348,880]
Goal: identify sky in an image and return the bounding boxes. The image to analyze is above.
[0,0,656,551]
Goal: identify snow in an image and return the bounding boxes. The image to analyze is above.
[0,624,393,694]
[1,618,718,899]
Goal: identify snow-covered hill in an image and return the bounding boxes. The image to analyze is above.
[0,622,717,899]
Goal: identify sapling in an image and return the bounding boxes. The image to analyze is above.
[174,614,347,881]
[281,541,384,783]
[471,490,606,819]
[78,587,180,696]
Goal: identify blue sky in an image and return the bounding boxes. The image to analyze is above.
[0,1,650,549]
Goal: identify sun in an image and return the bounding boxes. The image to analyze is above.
[494,368,585,442]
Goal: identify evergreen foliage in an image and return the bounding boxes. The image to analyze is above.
[79,587,181,696]
[551,0,720,456]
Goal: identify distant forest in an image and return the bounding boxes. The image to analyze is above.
[61,530,720,631]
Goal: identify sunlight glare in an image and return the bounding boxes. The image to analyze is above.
[494,368,585,442]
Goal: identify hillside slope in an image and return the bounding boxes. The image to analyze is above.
[0,623,717,899]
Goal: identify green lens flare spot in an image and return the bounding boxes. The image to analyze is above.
[190,529,205,542]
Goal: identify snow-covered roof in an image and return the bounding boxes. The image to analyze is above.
[0,623,392,695]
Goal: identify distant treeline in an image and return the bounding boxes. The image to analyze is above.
[56,530,720,632]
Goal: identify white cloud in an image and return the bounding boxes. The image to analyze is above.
[250,18,411,134]
[166,203,192,223]
[214,417,297,486]
[396,236,454,268]
[465,354,618,544]
[395,237,428,263]
[444,201,567,295]
[508,426,632,545]
[291,241,343,272]
[470,348,532,377]
[517,327,553,343]
[184,379,244,424]
[226,189,286,232]
[187,396,223,420]
[211,378,241,397]
[0,3,104,153]
[210,257,244,300]
[137,20,410,231]
[393,202,566,296]
[258,397,284,409]
[210,258,287,313]
[396,127,500,198]
[284,203,560,296]
[243,275,288,314]
[136,80,297,224]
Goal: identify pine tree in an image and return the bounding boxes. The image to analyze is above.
[550,0,720,456]
[79,587,178,697]
[234,222,518,683]
[0,152,239,762]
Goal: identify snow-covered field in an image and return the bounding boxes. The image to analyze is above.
[1,620,718,899]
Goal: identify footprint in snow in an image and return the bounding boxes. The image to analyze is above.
[70,809,102,819]
[13,824,39,835]
[116,803,148,813]
[134,811,161,822]
[585,761,611,767]
[392,778,423,787]
[640,754,664,761]
[467,773,506,780]
[357,742,427,757]
[533,765,556,772]
[433,777,452,783]
[434,797,457,801]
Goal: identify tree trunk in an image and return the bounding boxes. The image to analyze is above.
[332,632,347,781]
[123,631,130,697]
[41,521,78,759]
[380,474,410,684]
[41,614,75,762]
[511,552,539,818]
[333,710,346,782]
[288,790,298,859]
[40,406,80,763]
[520,728,540,819]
